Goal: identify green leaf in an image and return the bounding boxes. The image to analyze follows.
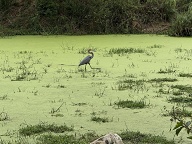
[173,121,183,130]
[176,126,183,136]
[187,136,192,139]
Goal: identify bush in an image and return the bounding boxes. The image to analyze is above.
[0,0,192,36]
[0,0,14,10]
[169,4,192,36]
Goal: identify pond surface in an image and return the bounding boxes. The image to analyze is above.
[0,35,192,143]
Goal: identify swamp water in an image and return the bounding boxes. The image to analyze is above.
[0,35,192,143]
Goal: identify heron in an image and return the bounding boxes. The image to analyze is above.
[79,49,94,71]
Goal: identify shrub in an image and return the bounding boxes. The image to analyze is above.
[169,4,192,36]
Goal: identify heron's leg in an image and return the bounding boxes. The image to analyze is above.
[88,63,93,69]
[85,64,87,71]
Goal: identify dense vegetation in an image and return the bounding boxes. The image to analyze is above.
[0,0,192,36]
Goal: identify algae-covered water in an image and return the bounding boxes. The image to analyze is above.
[0,35,192,143]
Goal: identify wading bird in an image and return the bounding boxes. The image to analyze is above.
[79,49,94,71]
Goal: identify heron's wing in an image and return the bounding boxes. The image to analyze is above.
[79,55,92,66]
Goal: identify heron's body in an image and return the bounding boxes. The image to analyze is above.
[79,49,94,71]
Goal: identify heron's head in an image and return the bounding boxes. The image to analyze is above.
[88,49,95,52]
[88,49,93,53]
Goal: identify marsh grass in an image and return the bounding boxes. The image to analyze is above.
[172,91,183,96]
[57,84,66,88]
[72,102,87,106]
[120,131,175,144]
[149,78,177,82]
[158,88,170,95]
[11,62,39,81]
[0,65,14,73]
[91,116,110,123]
[163,106,192,118]
[147,44,164,49]
[50,102,64,114]
[37,134,87,144]
[61,43,74,53]
[144,50,157,56]
[19,123,73,136]
[168,96,192,106]
[175,48,192,60]
[157,68,176,74]
[37,132,98,144]
[0,94,8,100]
[0,130,176,144]
[179,73,192,78]
[123,73,137,78]
[35,130,175,144]
[78,48,88,54]
[51,113,64,117]
[171,85,192,94]
[94,87,106,97]
[117,79,147,92]
[75,109,83,117]
[0,111,9,121]
[115,99,148,109]
[108,47,145,55]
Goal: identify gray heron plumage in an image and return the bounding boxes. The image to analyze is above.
[79,49,94,71]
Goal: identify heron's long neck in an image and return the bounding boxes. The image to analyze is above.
[89,51,94,58]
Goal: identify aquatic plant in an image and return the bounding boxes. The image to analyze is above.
[0,94,8,100]
[114,99,148,109]
[149,78,177,82]
[0,111,9,121]
[168,96,192,107]
[147,44,164,48]
[91,116,110,123]
[57,84,66,89]
[164,106,192,117]
[117,79,147,92]
[171,85,192,94]
[172,91,183,96]
[94,86,106,97]
[11,61,39,81]
[120,130,175,144]
[178,73,192,78]
[167,106,192,140]
[50,102,65,114]
[108,47,145,55]
[19,123,73,136]
[157,68,176,74]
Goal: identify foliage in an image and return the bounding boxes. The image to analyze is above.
[115,99,148,109]
[1,0,189,35]
[171,85,192,94]
[120,130,175,144]
[179,73,192,78]
[0,0,14,10]
[150,78,177,82]
[37,134,87,144]
[169,2,192,36]
[25,130,175,144]
[91,116,110,123]
[109,47,145,55]
[117,79,147,92]
[169,12,192,36]
[175,0,192,13]
[19,123,73,136]
[170,106,192,140]
[168,96,192,105]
